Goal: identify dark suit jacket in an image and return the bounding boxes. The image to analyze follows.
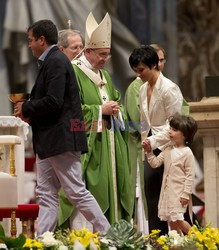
[23,46,88,159]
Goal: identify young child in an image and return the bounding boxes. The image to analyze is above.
[142,114,198,235]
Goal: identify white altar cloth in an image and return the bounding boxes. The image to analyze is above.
[0,116,29,202]
[0,116,29,235]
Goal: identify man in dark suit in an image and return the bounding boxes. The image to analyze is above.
[14,19,110,236]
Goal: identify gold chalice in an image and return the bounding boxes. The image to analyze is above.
[8,93,30,103]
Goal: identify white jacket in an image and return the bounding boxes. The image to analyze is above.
[140,72,183,151]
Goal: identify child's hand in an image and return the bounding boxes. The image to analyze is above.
[180,197,189,207]
[142,139,152,153]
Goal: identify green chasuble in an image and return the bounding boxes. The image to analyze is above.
[124,78,148,222]
[58,63,132,227]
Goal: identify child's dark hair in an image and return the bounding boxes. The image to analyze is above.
[169,113,198,146]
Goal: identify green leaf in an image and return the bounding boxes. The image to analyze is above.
[0,233,26,249]
[0,224,5,237]
[105,220,145,249]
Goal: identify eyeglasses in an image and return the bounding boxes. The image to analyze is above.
[90,49,112,60]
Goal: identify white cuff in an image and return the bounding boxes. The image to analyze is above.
[112,111,125,131]
[148,136,157,150]
[97,106,103,132]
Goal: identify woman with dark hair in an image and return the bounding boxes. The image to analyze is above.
[125,44,168,233]
[129,45,183,234]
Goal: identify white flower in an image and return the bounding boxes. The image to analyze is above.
[146,243,152,250]
[99,238,110,245]
[0,243,7,249]
[159,235,166,239]
[41,231,53,237]
[168,230,183,245]
[108,247,117,250]
[168,230,180,238]
[89,239,98,250]
[39,231,59,247]
[73,239,86,250]
[58,245,68,250]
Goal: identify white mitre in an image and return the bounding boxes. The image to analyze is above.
[85,12,111,49]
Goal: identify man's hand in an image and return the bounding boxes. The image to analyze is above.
[14,102,30,123]
[102,101,119,116]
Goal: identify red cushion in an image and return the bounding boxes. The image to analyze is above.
[0,204,39,219]
[25,157,36,172]
[17,204,39,219]
[0,209,11,218]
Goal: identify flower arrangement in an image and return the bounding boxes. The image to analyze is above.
[1,220,219,249]
[186,223,219,249]
[144,223,219,249]
[55,228,100,249]
[22,229,100,250]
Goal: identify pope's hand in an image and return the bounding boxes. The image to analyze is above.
[102,101,119,115]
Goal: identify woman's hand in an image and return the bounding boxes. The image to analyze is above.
[142,139,152,153]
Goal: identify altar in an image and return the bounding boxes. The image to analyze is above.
[0,116,29,234]
[0,116,29,201]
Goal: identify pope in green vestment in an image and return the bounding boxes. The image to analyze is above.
[58,55,132,227]
[58,11,133,229]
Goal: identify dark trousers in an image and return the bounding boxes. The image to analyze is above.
[144,148,169,235]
